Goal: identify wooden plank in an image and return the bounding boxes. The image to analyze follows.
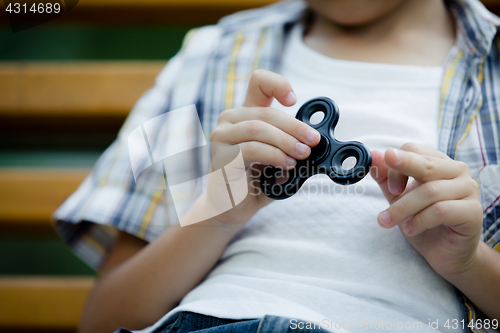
[0,277,94,329]
[0,169,89,231]
[0,62,165,117]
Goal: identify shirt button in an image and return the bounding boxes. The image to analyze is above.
[464,88,474,108]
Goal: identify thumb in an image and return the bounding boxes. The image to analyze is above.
[243,69,296,108]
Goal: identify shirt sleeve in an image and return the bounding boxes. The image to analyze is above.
[52,30,200,271]
[479,164,500,252]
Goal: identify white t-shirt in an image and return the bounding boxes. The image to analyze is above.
[141,24,463,333]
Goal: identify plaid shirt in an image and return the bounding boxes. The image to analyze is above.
[54,0,500,330]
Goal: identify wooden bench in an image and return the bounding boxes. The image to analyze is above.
[0,277,94,331]
[0,61,166,234]
[0,61,166,118]
[0,168,90,234]
[0,61,165,331]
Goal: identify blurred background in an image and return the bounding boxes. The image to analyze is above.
[0,0,499,332]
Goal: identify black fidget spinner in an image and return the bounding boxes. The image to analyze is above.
[260,97,372,200]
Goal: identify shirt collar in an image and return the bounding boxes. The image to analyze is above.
[449,0,499,57]
[220,0,500,60]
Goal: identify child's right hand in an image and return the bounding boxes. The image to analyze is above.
[208,69,321,225]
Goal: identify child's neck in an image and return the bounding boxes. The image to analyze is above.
[304,0,456,66]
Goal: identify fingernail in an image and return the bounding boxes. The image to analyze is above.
[388,182,401,195]
[378,211,392,225]
[286,156,296,167]
[306,129,320,143]
[285,91,296,105]
[403,221,412,235]
[296,142,309,155]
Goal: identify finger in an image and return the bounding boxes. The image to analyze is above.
[243,69,296,108]
[370,150,398,202]
[212,120,311,160]
[218,107,320,147]
[387,167,408,196]
[384,148,468,183]
[386,143,449,195]
[402,199,483,237]
[398,142,450,160]
[378,179,474,228]
[370,150,388,184]
[239,141,296,169]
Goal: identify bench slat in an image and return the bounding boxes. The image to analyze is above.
[0,277,94,329]
[0,169,89,231]
[0,62,165,117]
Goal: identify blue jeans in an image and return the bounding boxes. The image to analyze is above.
[117,311,328,333]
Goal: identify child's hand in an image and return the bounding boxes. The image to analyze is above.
[207,70,320,226]
[370,143,483,279]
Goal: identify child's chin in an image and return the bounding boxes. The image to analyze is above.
[305,0,405,27]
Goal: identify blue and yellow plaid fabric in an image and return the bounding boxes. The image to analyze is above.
[54,0,500,329]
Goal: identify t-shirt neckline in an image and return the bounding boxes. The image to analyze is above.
[284,23,444,85]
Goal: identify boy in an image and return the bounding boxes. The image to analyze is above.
[54,0,500,332]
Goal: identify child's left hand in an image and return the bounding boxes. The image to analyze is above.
[370,143,483,279]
